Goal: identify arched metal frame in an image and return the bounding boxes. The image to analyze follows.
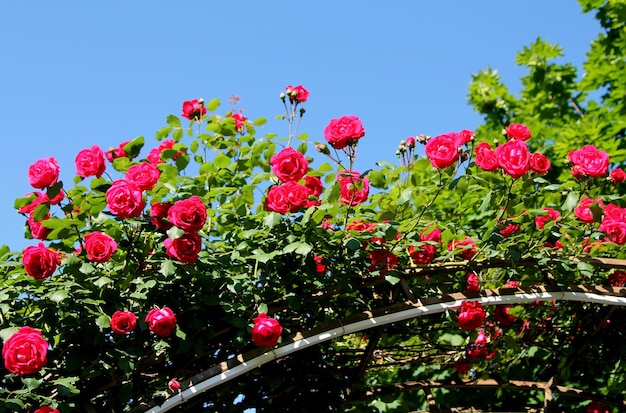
[147,285,626,413]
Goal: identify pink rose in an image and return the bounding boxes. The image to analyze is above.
[285,85,309,103]
[530,152,550,174]
[465,272,479,293]
[252,313,283,347]
[167,196,206,232]
[264,182,310,214]
[425,133,460,169]
[150,202,173,230]
[164,232,202,263]
[126,162,160,191]
[28,157,60,189]
[110,310,137,334]
[574,197,604,224]
[230,113,247,131]
[22,243,60,279]
[496,140,530,179]
[2,326,48,375]
[84,231,118,262]
[458,301,486,330]
[106,140,130,162]
[338,170,370,206]
[610,168,626,184]
[106,180,144,218]
[568,145,609,178]
[599,219,626,245]
[34,407,59,413]
[448,236,477,260]
[270,147,309,183]
[145,307,177,337]
[323,115,365,150]
[27,212,50,240]
[535,208,560,229]
[75,145,106,178]
[504,123,531,141]
[604,204,626,221]
[181,99,206,120]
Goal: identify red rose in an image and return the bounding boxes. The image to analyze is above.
[75,145,106,178]
[338,170,370,206]
[304,175,323,207]
[458,301,486,330]
[494,305,516,327]
[421,227,442,243]
[530,152,550,174]
[27,212,50,240]
[496,140,530,179]
[264,182,310,214]
[405,136,416,148]
[28,157,60,189]
[568,145,609,178]
[34,407,59,413]
[168,379,181,392]
[458,129,475,145]
[499,223,520,237]
[22,243,60,279]
[408,244,436,265]
[230,113,247,131]
[106,180,144,218]
[346,220,377,232]
[599,219,626,245]
[535,208,560,229]
[145,307,177,337]
[150,202,173,230]
[454,359,469,375]
[251,313,283,347]
[110,310,137,334]
[181,99,206,120]
[475,147,499,172]
[84,231,118,262]
[368,249,398,275]
[586,401,610,413]
[604,203,626,221]
[126,162,160,191]
[610,168,626,184]
[465,272,479,293]
[448,236,477,260]
[314,255,326,274]
[270,147,309,183]
[323,115,365,150]
[504,123,531,141]
[164,232,202,263]
[106,140,130,162]
[167,196,206,232]
[285,85,309,103]
[575,197,604,224]
[608,270,626,287]
[147,139,183,164]
[425,133,460,169]
[2,326,48,375]
[468,329,489,360]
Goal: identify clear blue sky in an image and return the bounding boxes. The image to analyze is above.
[0,1,599,250]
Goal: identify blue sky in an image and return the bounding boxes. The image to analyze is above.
[0,1,599,250]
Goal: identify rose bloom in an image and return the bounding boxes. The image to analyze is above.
[28,157,60,189]
[529,152,550,174]
[22,243,60,279]
[167,196,206,232]
[346,220,377,233]
[264,182,310,214]
[181,99,206,120]
[405,136,416,148]
[475,146,499,172]
[110,310,137,334]
[75,145,106,178]
[164,232,202,263]
[610,168,626,184]
[106,179,144,218]
[150,202,173,230]
[368,249,399,276]
[270,147,309,183]
[496,139,531,179]
[574,197,604,224]
[499,223,520,238]
[231,113,247,131]
[604,203,626,221]
[145,307,177,337]
[286,85,309,103]
[454,359,469,375]
[28,212,50,240]
[106,140,130,162]
[338,170,370,206]
[126,162,161,191]
[504,123,532,141]
[84,231,118,262]
[608,270,626,287]
[599,219,626,245]
[304,175,323,207]
[34,407,59,413]
[535,208,561,229]
[468,329,489,360]
[448,236,477,260]
[323,115,365,150]
[2,326,48,375]
[458,129,474,145]
[586,401,610,413]
[408,244,436,265]
[421,227,442,243]
[425,132,460,169]
[568,145,609,178]
[168,379,181,392]
[314,255,326,274]
[251,313,283,347]
[458,301,486,330]
[465,272,480,293]
[147,139,182,165]
[494,305,516,327]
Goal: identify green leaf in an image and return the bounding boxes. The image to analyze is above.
[263,212,282,228]
[95,314,111,329]
[93,276,113,288]
[22,377,41,391]
[79,263,96,275]
[344,238,361,251]
[0,327,19,341]
[54,376,80,395]
[32,202,50,222]
[206,98,220,112]
[258,303,268,314]
[253,117,267,126]
[214,153,231,169]
[166,115,181,128]
[49,289,69,303]
[561,191,579,212]
[397,188,413,206]
[167,226,184,240]
[160,260,176,277]
[124,136,145,158]
[440,333,465,346]
[479,190,493,212]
